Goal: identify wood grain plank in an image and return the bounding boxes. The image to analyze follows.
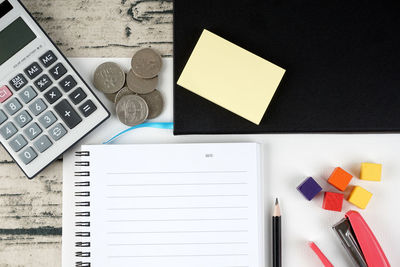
[20,0,173,57]
[0,0,173,265]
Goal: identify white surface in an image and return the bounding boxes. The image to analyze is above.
[76,143,263,267]
[63,57,400,267]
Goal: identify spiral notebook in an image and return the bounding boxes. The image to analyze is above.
[62,143,265,267]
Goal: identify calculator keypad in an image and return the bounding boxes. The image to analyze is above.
[19,86,37,104]
[59,75,77,92]
[0,122,17,140]
[5,98,22,115]
[14,110,32,128]
[9,74,28,91]
[0,110,7,125]
[29,98,47,116]
[49,63,67,80]
[34,135,52,153]
[39,51,57,68]
[54,99,82,129]
[24,122,42,140]
[19,146,37,165]
[69,87,87,105]
[34,74,53,92]
[0,49,99,169]
[0,85,13,103]
[44,87,62,104]
[39,111,57,128]
[24,62,43,80]
[9,134,27,152]
[49,123,67,141]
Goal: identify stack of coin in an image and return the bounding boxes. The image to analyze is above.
[93,48,164,126]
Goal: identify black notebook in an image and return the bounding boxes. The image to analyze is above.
[173,0,400,134]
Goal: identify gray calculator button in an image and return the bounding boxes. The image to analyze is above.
[19,147,37,165]
[19,86,37,103]
[39,111,57,128]
[29,98,47,116]
[24,122,42,140]
[9,134,27,152]
[5,98,22,115]
[14,110,32,128]
[34,135,52,153]
[0,122,17,140]
[49,123,67,141]
[0,110,7,125]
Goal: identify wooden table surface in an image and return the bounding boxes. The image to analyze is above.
[0,1,172,265]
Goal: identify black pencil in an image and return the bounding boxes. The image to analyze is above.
[273,198,282,267]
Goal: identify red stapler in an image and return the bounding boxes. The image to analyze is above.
[332,210,390,267]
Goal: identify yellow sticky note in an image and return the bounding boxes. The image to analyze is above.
[348,186,373,209]
[177,29,286,125]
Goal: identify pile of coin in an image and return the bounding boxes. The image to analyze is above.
[93,48,164,126]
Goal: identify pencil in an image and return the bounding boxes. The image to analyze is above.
[273,198,282,267]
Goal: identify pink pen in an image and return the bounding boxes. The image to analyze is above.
[308,241,334,267]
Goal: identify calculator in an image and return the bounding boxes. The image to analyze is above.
[0,0,110,178]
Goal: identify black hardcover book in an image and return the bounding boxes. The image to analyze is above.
[173,0,400,134]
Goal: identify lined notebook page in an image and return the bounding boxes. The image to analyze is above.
[83,143,263,267]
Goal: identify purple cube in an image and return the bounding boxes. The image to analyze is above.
[297,177,322,201]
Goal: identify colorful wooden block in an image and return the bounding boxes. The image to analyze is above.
[322,192,344,212]
[360,163,382,181]
[327,167,353,191]
[348,186,373,209]
[297,177,322,201]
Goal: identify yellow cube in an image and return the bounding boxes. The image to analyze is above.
[348,186,373,209]
[360,163,382,181]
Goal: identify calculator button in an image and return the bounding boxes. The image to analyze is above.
[9,74,28,91]
[0,122,17,140]
[14,110,32,128]
[19,146,37,165]
[5,98,22,115]
[24,122,42,140]
[49,63,67,80]
[29,98,47,116]
[69,87,87,105]
[59,75,77,92]
[44,87,62,104]
[0,110,7,125]
[34,74,53,92]
[79,100,97,117]
[39,50,57,68]
[54,99,82,129]
[18,86,37,104]
[0,85,13,103]
[49,123,67,141]
[39,111,57,128]
[24,62,43,80]
[9,134,27,152]
[34,135,53,153]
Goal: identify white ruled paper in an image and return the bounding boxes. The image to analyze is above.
[82,143,263,267]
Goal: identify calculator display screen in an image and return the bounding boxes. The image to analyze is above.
[0,17,36,65]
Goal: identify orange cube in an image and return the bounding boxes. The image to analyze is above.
[327,167,353,191]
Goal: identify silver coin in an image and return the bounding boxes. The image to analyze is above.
[126,69,158,94]
[116,95,149,126]
[93,62,125,94]
[115,87,135,104]
[139,90,164,119]
[131,48,162,79]
[104,92,117,102]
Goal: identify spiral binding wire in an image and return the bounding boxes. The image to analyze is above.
[74,151,91,267]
